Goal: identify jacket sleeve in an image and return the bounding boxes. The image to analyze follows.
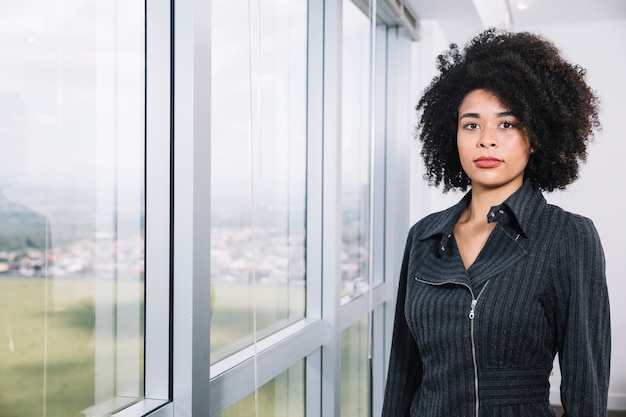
[555,216,611,417]
[382,228,422,417]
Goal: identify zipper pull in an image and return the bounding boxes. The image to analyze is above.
[468,299,477,320]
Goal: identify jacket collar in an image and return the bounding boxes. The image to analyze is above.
[414,180,544,287]
[495,179,546,238]
[417,179,546,242]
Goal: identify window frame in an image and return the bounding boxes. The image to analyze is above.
[110,0,173,415]
[115,0,416,415]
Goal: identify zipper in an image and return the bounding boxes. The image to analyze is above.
[415,277,491,417]
[469,281,490,417]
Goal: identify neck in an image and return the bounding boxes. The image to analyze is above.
[463,181,524,223]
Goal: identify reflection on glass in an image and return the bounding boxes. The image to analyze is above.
[341,0,371,301]
[221,359,305,417]
[210,0,308,363]
[341,315,369,416]
[0,2,145,416]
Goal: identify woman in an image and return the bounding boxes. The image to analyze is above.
[382,28,611,416]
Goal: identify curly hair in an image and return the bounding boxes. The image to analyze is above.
[417,27,601,192]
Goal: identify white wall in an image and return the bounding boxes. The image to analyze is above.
[516,18,626,410]
[409,20,463,221]
[409,17,626,410]
[410,20,466,219]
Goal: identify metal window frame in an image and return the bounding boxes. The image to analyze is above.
[110,0,173,415]
[170,0,213,416]
[203,0,327,414]
[124,0,415,415]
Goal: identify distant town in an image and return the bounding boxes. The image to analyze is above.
[1,189,369,298]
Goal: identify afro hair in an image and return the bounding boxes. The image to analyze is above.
[416,27,601,192]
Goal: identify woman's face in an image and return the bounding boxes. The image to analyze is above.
[457,89,531,193]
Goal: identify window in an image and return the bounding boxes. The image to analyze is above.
[0,0,417,415]
[341,315,369,416]
[0,1,146,415]
[222,360,305,417]
[341,0,372,302]
[210,0,308,364]
[173,0,415,415]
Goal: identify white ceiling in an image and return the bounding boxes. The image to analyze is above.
[405,0,626,41]
[506,0,626,26]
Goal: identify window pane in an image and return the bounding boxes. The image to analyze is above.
[210,0,308,363]
[341,0,371,301]
[221,360,305,417]
[0,1,145,415]
[341,315,369,416]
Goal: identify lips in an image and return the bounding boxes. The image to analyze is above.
[474,156,502,168]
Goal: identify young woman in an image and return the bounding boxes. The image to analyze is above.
[382,28,611,417]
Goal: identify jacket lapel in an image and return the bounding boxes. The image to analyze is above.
[413,193,471,286]
[411,180,544,290]
[467,224,528,288]
[414,243,469,285]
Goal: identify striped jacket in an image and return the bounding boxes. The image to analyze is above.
[382,180,611,417]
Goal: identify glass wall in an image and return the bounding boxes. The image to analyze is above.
[210,0,308,364]
[0,0,416,415]
[0,1,146,416]
[341,315,369,416]
[177,0,415,415]
[341,0,372,302]
[221,360,305,417]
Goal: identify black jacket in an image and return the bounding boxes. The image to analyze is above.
[382,180,611,417]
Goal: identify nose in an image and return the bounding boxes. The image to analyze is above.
[478,129,497,148]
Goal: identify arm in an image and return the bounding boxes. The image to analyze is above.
[381,230,422,417]
[556,216,611,417]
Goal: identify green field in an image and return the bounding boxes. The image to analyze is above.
[210,283,306,363]
[0,278,145,417]
[0,279,369,416]
[0,278,97,417]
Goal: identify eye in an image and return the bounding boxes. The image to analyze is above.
[500,121,516,129]
[463,122,480,130]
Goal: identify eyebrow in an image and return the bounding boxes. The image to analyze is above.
[459,111,516,120]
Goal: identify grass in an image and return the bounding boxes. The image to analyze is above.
[210,283,305,364]
[0,277,143,417]
[222,360,305,417]
[0,279,372,416]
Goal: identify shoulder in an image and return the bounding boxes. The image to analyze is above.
[408,205,460,240]
[410,210,448,231]
[545,203,600,240]
[546,205,605,281]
